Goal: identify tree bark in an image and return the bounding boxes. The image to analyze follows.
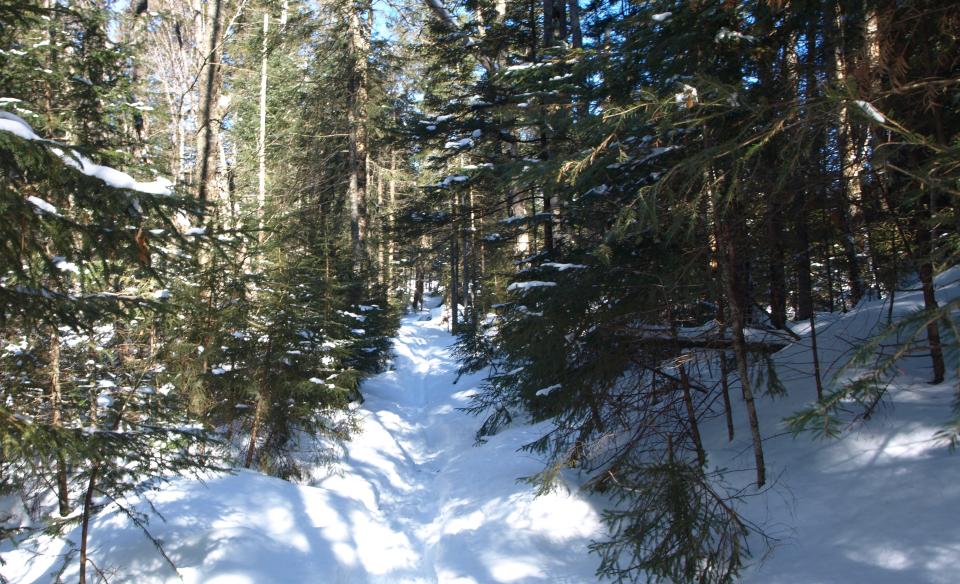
[767,198,787,329]
[828,3,865,308]
[679,362,706,468]
[569,0,582,49]
[49,328,69,516]
[916,213,946,384]
[195,0,224,206]
[347,0,370,270]
[450,214,460,335]
[257,11,269,244]
[714,185,766,487]
[387,152,397,294]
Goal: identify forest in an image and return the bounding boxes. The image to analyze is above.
[0,0,958,582]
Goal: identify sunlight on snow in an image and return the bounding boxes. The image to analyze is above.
[349,510,419,574]
[821,424,942,471]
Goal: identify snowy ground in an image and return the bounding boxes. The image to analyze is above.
[3,277,960,583]
[728,270,960,584]
[1,298,604,583]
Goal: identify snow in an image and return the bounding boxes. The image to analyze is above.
[506,281,557,292]
[541,262,586,271]
[675,84,699,107]
[438,175,469,188]
[54,147,174,195]
[0,110,173,195]
[535,384,562,397]
[651,12,672,22]
[581,184,609,198]
[53,258,80,273]
[184,227,206,236]
[444,137,474,150]
[96,392,114,408]
[854,100,886,124]
[0,304,604,583]
[505,62,539,72]
[724,268,960,583]
[715,27,757,43]
[0,111,41,140]
[26,195,58,216]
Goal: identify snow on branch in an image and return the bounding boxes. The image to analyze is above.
[0,109,174,196]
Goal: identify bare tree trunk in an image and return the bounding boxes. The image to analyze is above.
[543,0,554,46]
[195,0,224,206]
[504,141,530,259]
[569,0,581,49]
[767,198,787,329]
[78,461,100,584]
[347,0,370,270]
[794,197,814,320]
[679,362,706,468]
[49,329,69,516]
[809,314,824,400]
[916,213,946,384]
[257,11,269,244]
[450,195,460,334]
[714,185,766,487]
[829,4,865,308]
[387,151,397,294]
[244,391,268,469]
[377,161,385,286]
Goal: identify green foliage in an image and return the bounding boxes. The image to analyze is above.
[590,461,752,584]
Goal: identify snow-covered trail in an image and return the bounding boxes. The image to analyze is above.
[311,305,604,583]
[1,304,604,584]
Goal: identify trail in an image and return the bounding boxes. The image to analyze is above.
[313,300,605,583]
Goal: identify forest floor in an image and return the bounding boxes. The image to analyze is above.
[4,279,960,583]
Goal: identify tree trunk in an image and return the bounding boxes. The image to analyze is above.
[767,198,787,329]
[377,160,385,286]
[679,362,706,468]
[195,0,224,206]
[244,392,267,469]
[916,214,946,384]
[78,461,100,584]
[714,185,766,487]
[569,0,582,49]
[828,3,865,308]
[49,328,69,516]
[347,0,370,270]
[387,151,397,294]
[506,142,530,258]
[794,199,814,321]
[257,11,269,244]
[450,216,460,335]
[543,0,554,47]
[809,314,824,400]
